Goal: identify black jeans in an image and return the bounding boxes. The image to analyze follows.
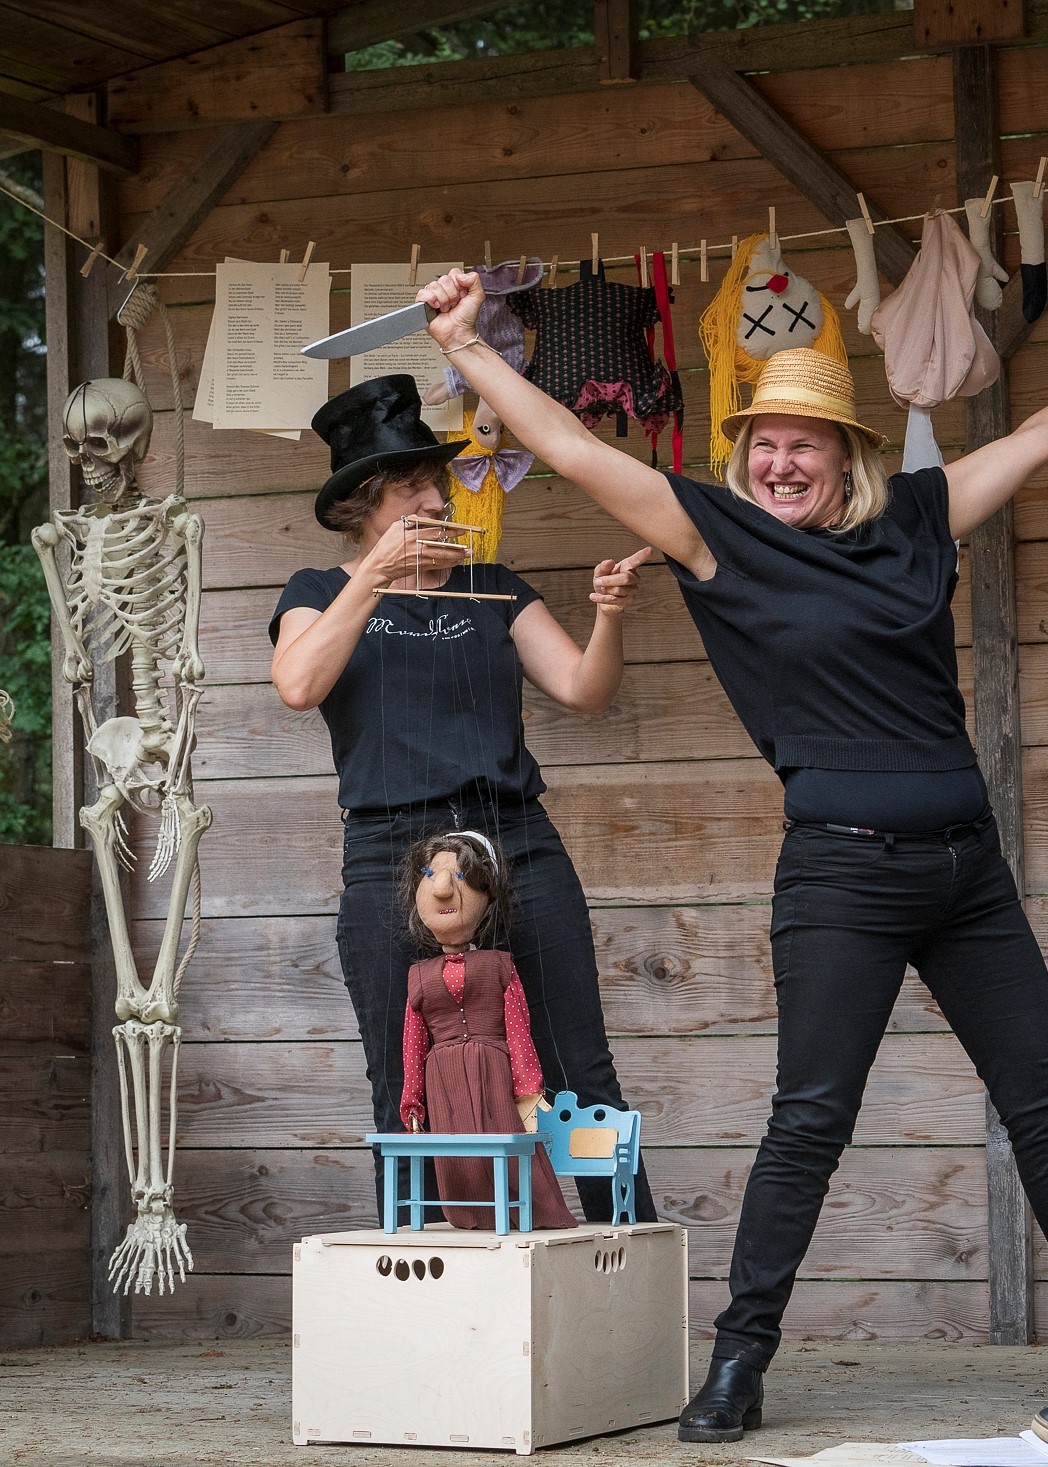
[335,795,657,1224]
[714,814,1048,1368]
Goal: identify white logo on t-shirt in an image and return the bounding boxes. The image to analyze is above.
[366,613,475,641]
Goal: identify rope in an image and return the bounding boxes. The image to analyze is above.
[117,283,185,499]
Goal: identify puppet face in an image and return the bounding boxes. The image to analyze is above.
[415,849,491,951]
[735,240,824,362]
[747,414,851,531]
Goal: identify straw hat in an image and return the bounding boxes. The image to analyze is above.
[720,347,887,448]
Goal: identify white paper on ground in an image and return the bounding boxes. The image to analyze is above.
[750,1443,921,1466]
[898,1437,1048,1466]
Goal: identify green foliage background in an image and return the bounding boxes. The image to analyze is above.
[0,154,49,846]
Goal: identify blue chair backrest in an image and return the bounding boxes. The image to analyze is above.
[543,1091,641,1178]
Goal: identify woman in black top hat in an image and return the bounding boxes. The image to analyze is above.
[269,374,658,1225]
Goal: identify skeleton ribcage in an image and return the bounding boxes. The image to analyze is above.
[65,512,188,666]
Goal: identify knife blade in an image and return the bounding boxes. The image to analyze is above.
[300,302,438,360]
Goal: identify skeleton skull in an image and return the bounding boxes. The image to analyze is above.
[62,379,153,502]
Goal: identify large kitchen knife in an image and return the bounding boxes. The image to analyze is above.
[300,302,437,360]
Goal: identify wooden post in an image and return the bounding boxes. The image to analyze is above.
[952,43,1033,1346]
[61,92,131,1342]
[594,0,636,84]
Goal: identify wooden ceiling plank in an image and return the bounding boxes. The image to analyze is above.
[0,0,233,63]
[106,19,327,133]
[107,120,277,316]
[327,1,506,56]
[0,93,137,174]
[0,7,146,90]
[688,68,917,287]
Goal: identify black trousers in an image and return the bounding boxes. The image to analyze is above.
[714,814,1048,1367]
[335,795,657,1225]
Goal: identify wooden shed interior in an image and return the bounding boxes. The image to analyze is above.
[5,0,1048,1352]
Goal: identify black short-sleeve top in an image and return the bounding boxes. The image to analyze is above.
[664,467,976,774]
[269,562,546,810]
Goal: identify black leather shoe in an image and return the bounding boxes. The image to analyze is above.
[678,1356,764,1443]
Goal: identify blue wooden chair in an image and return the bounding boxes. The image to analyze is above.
[542,1091,642,1226]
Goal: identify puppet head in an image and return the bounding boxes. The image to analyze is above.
[402,830,510,953]
[699,234,848,477]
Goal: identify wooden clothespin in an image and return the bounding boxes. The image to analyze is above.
[121,242,149,283]
[979,175,999,219]
[484,240,493,268]
[591,232,599,272]
[856,192,875,235]
[700,239,708,283]
[670,242,679,287]
[79,240,104,279]
[279,247,290,264]
[767,207,777,250]
[516,254,528,285]
[1035,157,1047,200]
[639,244,648,287]
[731,234,738,261]
[407,243,420,287]
[548,254,559,288]
[297,240,316,282]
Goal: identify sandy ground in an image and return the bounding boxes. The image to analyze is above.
[1,1339,1046,1467]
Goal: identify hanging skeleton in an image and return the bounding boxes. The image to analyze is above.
[32,376,210,1296]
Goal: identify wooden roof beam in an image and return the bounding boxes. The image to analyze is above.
[687,68,917,287]
[0,92,137,175]
[107,120,276,316]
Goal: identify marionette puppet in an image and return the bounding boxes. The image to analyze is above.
[445,405,534,562]
[1010,179,1047,323]
[699,232,848,477]
[399,830,577,1231]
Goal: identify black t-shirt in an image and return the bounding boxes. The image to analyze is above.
[664,467,976,775]
[269,562,546,810]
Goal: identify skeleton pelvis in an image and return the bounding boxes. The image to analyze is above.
[89,716,168,784]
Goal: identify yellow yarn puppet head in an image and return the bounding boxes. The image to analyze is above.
[446,406,534,562]
[699,233,848,477]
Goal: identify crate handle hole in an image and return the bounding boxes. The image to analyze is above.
[429,1257,445,1279]
[376,1255,392,1276]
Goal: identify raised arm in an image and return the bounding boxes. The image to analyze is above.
[946,404,1048,539]
[418,269,709,574]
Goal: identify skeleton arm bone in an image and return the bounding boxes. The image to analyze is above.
[32,521,94,686]
[169,510,205,686]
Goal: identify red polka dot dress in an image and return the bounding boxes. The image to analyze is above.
[400,948,577,1230]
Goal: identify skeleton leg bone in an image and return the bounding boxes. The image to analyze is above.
[108,1020,192,1297]
[80,785,147,1019]
[143,792,212,1022]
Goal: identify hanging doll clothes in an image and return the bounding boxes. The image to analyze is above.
[436,258,545,401]
[870,210,1000,472]
[700,233,848,478]
[509,257,684,467]
[400,948,577,1231]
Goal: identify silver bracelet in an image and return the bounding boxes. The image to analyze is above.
[439,335,488,356]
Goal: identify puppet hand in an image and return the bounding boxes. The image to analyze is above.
[409,1113,423,1134]
[591,545,653,615]
[516,1093,543,1132]
[418,269,485,350]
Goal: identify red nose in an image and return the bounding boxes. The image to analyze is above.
[767,273,789,294]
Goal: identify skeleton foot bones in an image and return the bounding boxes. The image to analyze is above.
[34,380,211,1295]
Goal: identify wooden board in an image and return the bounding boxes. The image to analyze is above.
[0,961,91,1045]
[133,905,951,1044]
[0,1048,90,1154]
[0,846,92,961]
[0,1250,91,1349]
[169,1032,984,1148]
[144,1143,999,1280]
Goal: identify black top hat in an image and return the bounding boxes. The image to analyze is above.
[312,375,469,529]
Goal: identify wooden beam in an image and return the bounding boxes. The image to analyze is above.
[0,93,137,175]
[594,0,636,84]
[915,0,1027,46]
[106,19,326,133]
[327,1,503,56]
[952,42,1033,1349]
[107,121,277,317]
[57,92,130,1343]
[687,68,917,287]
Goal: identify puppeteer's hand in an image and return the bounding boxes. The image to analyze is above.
[417,269,485,351]
[360,513,469,590]
[591,545,653,616]
[516,1093,543,1133]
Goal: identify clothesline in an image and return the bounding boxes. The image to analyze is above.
[0,176,1039,289]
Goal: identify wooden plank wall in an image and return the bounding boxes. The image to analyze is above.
[118,41,1048,1340]
[0,845,92,1345]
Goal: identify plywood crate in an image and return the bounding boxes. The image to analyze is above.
[292,1221,688,1453]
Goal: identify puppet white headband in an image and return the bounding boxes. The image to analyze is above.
[447,829,499,872]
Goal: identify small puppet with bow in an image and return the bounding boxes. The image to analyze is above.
[399,830,577,1231]
[446,406,534,562]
